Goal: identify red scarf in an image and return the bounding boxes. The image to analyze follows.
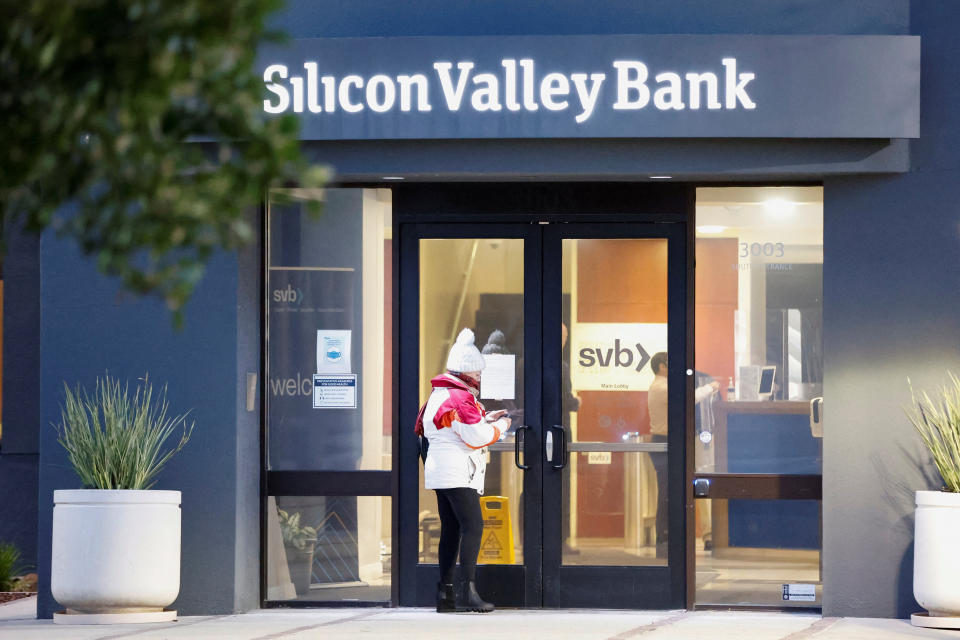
[413,373,480,436]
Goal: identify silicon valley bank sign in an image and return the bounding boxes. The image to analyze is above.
[259,35,920,140]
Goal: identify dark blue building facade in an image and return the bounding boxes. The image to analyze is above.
[2,0,958,619]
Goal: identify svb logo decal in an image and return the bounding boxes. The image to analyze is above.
[570,323,667,392]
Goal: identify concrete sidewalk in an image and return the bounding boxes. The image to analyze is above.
[0,606,955,639]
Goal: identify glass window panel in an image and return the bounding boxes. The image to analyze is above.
[560,451,666,567]
[695,499,822,607]
[694,187,824,475]
[266,188,392,471]
[562,238,670,565]
[417,238,525,565]
[266,495,391,602]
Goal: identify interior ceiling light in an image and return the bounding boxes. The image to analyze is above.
[649,175,673,179]
[696,225,727,234]
[763,197,796,216]
[382,176,405,180]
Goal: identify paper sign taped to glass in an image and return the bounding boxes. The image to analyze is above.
[570,323,668,392]
[313,374,358,409]
[316,330,351,373]
[480,354,515,400]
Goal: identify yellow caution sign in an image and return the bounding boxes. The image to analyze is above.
[477,495,515,564]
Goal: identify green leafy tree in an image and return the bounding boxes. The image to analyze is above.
[1,0,325,321]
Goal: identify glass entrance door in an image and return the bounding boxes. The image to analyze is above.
[541,225,686,608]
[399,220,687,609]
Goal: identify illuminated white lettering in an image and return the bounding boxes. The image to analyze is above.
[519,59,538,111]
[397,74,432,112]
[339,75,364,113]
[304,62,323,113]
[471,73,502,111]
[366,74,396,112]
[570,73,605,123]
[290,76,304,113]
[685,71,721,110]
[320,75,336,112]
[434,61,474,110]
[722,58,756,109]
[502,59,522,111]
[540,72,569,111]
[654,72,685,110]
[613,61,650,110]
[260,56,758,119]
[263,64,289,114]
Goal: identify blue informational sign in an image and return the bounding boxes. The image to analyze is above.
[313,374,358,409]
[257,34,920,140]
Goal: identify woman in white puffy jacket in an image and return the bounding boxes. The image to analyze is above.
[414,328,511,613]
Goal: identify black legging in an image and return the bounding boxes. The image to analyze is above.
[435,487,484,583]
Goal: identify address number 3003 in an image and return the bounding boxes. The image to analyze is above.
[739,242,785,258]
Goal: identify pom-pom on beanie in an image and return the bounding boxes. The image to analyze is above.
[446,328,486,373]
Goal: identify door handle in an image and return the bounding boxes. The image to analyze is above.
[549,425,567,470]
[515,425,531,470]
[693,477,711,498]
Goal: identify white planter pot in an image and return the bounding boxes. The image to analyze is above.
[914,490,960,618]
[52,490,181,615]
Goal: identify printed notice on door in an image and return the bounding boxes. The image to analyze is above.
[480,354,516,400]
[316,329,351,374]
[313,374,358,409]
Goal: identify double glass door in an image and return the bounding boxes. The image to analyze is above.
[399,221,687,608]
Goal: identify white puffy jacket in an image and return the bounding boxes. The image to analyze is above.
[416,373,508,494]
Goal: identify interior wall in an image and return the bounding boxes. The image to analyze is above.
[694,238,738,396]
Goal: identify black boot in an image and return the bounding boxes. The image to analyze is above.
[458,580,494,613]
[436,582,455,613]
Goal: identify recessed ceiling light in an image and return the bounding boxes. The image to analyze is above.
[763,197,795,216]
[696,225,727,234]
[649,175,673,180]
[382,176,404,181]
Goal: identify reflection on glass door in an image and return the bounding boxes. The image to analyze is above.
[417,238,526,567]
[560,238,671,566]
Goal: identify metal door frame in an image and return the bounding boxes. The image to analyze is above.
[540,222,687,609]
[393,183,693,609]
[397,222,542,607]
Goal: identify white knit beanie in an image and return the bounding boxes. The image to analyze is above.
[446,328,486,373]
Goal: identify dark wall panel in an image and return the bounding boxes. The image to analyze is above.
[0,455,38,567]
[2,227,40,454]
[234,209,262,612]
[822,0,960,618]
[273,0,908,37]
[36,229,243,618]
[1,225,41,568]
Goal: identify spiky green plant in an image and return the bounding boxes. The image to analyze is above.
[905,373,960,493]
[0,542,27,592]
[54,375,194,490]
